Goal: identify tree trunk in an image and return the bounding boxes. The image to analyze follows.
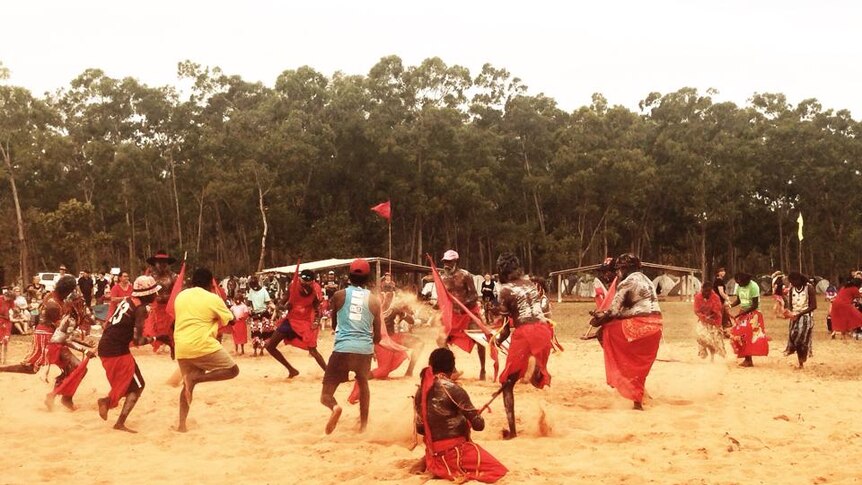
[256,185,268,273]
[195,186,206,255]
[169,152,183,249]
[2,142,29,285]
[700,222,707,279]
[520,137,545,234]
[777,213,784,271]
[123,186,134,276]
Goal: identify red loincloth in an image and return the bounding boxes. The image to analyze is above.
[144,302,173,352]
[498,322,553,388]
[282,317,320,350]
[730,311,769,357]
[101,354,136,408]
[601,314,662,402]
[50,353,90,398]
[22,326,52,369]
[448,306,481,353]
[232,318,249,345]
[347,334,410,404]
[829,287,862,332]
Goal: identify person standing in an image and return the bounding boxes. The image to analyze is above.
[414,348,508,483]
[107,271,133,320]
[229,293,250,355]
[694,280,725,361]
[94,271,108,304]
[589,253,663,410]
[729,272,769,367]
[97,276,160,432]
[320,259,381,434]
[771,271,787,318]
[712,267,732,330]
[438,250,486,380]
[266,269,327,375]
[480,274,497,324]
[173,268,238,432]
[783,272,816,369]
[828,278,862,339]
[144,251,178,354]
[78,269,94,308]
[494,252,555,439]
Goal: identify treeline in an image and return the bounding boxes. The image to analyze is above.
[1,56,860,284]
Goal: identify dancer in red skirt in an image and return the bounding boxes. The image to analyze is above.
[829,278,862,339]
[438,250,486,380]
[495,252,555,439]
[589,253,662,410]
[229,293,250,355]
[266,269,327,376]
[414,348,507,483]
[143,251,178,355]
[97,275,160,432]
[728,272,768,367]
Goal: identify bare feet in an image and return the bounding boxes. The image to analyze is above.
[44,393,55,411]
[172,424,188,433]
[633,401,644,410]
[325,405,342,435]
[288,368,299,379]
[60,396,76,411]
[479,370,486,381]
[739,359,753,368]
[98,398,109,421]
[113,423,138,433]
[501,429,517,440]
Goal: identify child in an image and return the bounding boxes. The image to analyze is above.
[230,293,250,355]
[10,296,31,335]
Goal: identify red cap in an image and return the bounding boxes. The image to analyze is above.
[350,258,370,275]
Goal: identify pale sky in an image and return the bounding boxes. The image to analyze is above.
[3,0,861,115]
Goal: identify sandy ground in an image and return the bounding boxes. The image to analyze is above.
[2,298,862,484]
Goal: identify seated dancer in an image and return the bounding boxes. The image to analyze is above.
[589,253,662,410]
[437,250,486,380]
[494,252,554,439]
[97,276,160,432]
[694,280,726,361]
[267,269,327,377]
[320,259,381,434]
[828,278,862,340]
[414,348,507,483]
[0,275,95,410]
[783,272,816,369]
[347,299,424,404]
[729,272,769,367]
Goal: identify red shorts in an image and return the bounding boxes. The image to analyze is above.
[498,322,553,388]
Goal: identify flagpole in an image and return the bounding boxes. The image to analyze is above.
[388,219,392,275]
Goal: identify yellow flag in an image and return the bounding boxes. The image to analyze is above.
[797,213,804,241]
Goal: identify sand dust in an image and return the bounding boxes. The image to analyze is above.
[2,300,862,484]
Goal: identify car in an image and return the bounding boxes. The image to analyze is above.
[36,272,61,292]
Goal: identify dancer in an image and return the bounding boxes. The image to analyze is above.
[729,272,769,367]
[783,272,816,369]
[266,269,327,376]
[827,278,862,339]
[589,253,662,410]
[0,275,94,410]
[320,258,381,434]
[694,280,725,361]
[97,276,160,432]
[173,267,238,432]
[493,252,555,439]
[144,251,178,354]
[230,293,250,355]
[437,250,486,380]
[712,267,732,330]
[414,348,508,483]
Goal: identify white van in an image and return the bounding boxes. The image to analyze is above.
[36,272,61,292]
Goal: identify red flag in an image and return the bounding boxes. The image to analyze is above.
[166,261,186,320]
[427,256,453,335]
[598,277,618,312]
[212,277,227,301]
[371,200,391,221]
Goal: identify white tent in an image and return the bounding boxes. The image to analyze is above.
[652,274,679,296]
[574,276,596,298]
[815,279,830,294]
[668,275,702,296]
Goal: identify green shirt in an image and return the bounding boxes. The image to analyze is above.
[737,281,761,310]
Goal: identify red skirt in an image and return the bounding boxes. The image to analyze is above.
[232,319,249,345]
[448,306,481,353]
[101,354,136,408]
[730,311,769,357]
[498,322,553,388]
[22,328,52,369]
[602,315,662,402]
[426,437,507,483]
[283,318,320,350]
[144,303,173,351]
[0,320,10,341]
[51,353,90,398]
[830,301,862,332]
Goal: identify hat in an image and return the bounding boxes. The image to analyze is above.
[442,250,459,261]
[146,250,177,265]
[300,269,315,281]
[132,275,161,297]
[350,258,370,275]
[328,270,335,275]
[59,265,67,271]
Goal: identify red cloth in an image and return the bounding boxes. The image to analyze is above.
[0,320,9,341]
[282,279,321,350]
[50,353,90,398]
[601,315,662,402]
[22,326,51,368]
[101,354,136,408]
[830,286,862,332]
[347,334,410,404]
[730,311,769,357]
[144,302,173,351]
[498,322,553,388]
[107,283,132,322]
[448,306,482,353]
[232,318,249,345]
[370,200,391,220]
[0,299,12,340]
[694,291,723,327]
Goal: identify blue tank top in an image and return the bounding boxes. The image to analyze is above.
[334,286,374,354]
